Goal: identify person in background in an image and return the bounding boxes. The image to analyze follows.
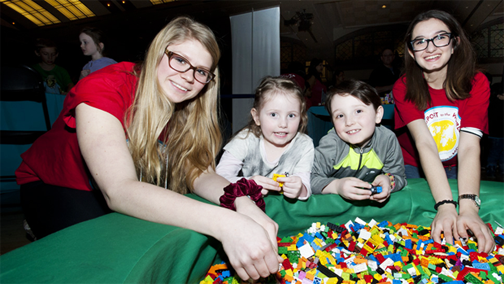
[485,68,504,179]
[369,48,400,98]
[281,61,309,108]
[17,16,281,281]
[79,27,117,80]
[393,10,493,253]
[32,38,74,95]
[306,58,327,109]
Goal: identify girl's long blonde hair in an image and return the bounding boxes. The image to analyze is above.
[126,16,221,194]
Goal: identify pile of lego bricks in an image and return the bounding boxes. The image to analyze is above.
[200,218,504,284]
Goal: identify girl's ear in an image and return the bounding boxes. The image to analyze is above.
[375,105,384,124]
[34,50,40,57]
[451,36,460,54]
[98,42,104,53]
[407,47,415,59]
[251,108,260,126]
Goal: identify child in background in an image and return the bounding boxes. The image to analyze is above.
[311,80,406,203]
[79,27,117,80]
[32,38,74,95]
[217,76,314,200]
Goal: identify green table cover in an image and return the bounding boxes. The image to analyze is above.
[1,179,503,283]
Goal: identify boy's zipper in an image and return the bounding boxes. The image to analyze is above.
[354,147,364,177]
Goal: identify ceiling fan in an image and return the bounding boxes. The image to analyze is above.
[284,9,317,43]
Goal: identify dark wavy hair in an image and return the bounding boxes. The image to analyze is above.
[325,79,381,115]
[80,27,110,56]
[403,9,476,111]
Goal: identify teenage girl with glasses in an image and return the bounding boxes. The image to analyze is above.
[393,10,493,253]
[17,16,282,280]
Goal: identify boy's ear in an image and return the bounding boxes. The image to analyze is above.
[34,50,40,57]
[99,42,104,52]
[251,108,260,126]
[375,105,384,124]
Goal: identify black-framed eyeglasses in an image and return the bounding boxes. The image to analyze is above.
[409,33,453,52]
[164,49,215,84]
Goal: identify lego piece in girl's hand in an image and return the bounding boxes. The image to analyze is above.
[272,173,287,187]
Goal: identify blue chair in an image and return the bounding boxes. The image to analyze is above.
[0,65,51,209]
[381,104,395,129]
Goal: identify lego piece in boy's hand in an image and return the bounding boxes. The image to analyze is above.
[272,173,287,187]
[369,185,382,194]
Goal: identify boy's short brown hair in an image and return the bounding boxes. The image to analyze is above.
[325,79,382,115]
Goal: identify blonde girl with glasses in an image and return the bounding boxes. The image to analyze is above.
[393,10,493,253]
[17,16,282,280]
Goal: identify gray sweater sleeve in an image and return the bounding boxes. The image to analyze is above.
[310,131,340,194]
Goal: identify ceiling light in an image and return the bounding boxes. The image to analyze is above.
[382,5,387,9]
[0,0,60,26]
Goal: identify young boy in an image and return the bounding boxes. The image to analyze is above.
[311,79,406,202]
[32,38,74,95]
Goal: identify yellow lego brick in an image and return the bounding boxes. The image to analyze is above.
[373,273,382,281]
[496,265,504,274]
[448,246,457,254]
[285,269,293,276]
[372,235,384,244]
[201,275,213,283]
[316,222,321,228]
[478,256,488,263]
[288,244,297,251]
[306,269,316,280]
[326,278,338,284]
[414,265,420,276]
[272,173,286,187]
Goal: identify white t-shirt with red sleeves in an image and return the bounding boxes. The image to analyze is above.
[393,72,490,168]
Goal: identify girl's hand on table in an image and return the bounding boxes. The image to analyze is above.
[250,176,281,196]
[457,206,495,253]
[276,176,304,199]
[431,205,459,246]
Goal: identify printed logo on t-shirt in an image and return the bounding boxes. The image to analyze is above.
[424,106,461,162]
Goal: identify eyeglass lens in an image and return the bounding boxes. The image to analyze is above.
[169,53,211,83]
[412,34,451,51]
